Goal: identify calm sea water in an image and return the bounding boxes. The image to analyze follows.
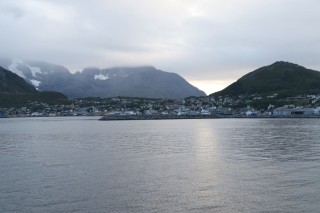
[0,117,320,213]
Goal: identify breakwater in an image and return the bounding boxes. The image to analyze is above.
[99,114,225,120]
[99,114,320,121]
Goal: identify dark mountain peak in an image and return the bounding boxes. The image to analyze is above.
[212,62,320,97]
[240,61,309,81]
[0,66,37,93]
[272,61,296,66]
[268,61,306,70]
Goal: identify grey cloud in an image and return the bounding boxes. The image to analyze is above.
[0,0,320,89]
[0,5,25,19]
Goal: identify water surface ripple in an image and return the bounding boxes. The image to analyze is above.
[0,117,319,212]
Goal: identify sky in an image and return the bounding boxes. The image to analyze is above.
[1,0,320,94]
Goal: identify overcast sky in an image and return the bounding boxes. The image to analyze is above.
[1,0,320,94]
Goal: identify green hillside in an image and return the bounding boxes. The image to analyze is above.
[211,61,320,97]
[0,92,70,107]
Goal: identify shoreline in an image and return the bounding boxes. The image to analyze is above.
[2,114,320,120]
[99,114,320,121]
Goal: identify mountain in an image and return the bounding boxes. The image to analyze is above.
[67,66,206,99]
[1,59,206,99]
[1,59,73,91]
[0,65,68,107]
[0,66,37,93]
[211,61,320,97]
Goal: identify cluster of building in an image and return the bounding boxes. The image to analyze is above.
[1,94,320,118]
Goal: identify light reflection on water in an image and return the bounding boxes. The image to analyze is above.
[0,117,320,212]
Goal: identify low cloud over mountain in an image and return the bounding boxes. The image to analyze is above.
[1,59,206,99]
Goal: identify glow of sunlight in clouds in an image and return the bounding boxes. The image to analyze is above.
[190,80,236,96]
[1,0,320,94]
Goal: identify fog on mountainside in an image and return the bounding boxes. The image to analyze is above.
[0,59,206,99]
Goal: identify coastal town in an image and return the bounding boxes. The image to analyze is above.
[1,94,320,119]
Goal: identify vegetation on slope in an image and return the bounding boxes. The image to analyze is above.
[211,61,320,97]
[0,66,37,93]
[0,92,70,107]
[0,66,69,107]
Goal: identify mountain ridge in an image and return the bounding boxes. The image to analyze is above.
[0,66,37,93]
[0,66,69,107]
[1,59,206,99]
[211,61,320,97]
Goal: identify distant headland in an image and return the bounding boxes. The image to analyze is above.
[1,61,320,119]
